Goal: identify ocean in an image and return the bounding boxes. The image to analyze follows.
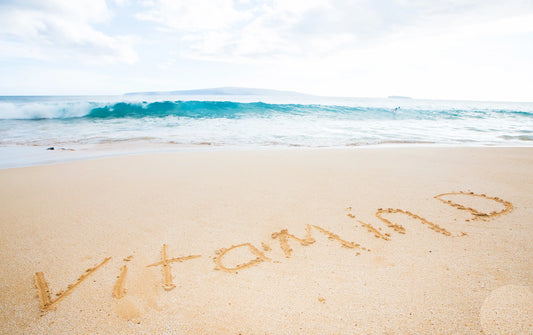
[1,94,532,168]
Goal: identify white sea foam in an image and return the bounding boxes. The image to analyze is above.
[0,101,97,120]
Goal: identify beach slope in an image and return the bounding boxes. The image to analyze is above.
[0,147,532,334]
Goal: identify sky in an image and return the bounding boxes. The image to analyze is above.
[0,0,532,101]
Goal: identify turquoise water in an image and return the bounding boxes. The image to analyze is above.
[1,94,532,167]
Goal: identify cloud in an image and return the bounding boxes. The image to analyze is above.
[136,0,533,62]
[136,0,330,60]
[0,0,138,64]
[136,0,251,32]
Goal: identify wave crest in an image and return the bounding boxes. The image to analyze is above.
[1,99,533,120]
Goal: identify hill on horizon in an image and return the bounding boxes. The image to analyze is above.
[124,87,313,96]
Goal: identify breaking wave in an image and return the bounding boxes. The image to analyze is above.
[1,99,533,121]
[1,95,533,150]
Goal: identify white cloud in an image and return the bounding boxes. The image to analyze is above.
[136,0,251,32]
[136,0,533,62]
[136,0,331,60]
[0,0,138,64]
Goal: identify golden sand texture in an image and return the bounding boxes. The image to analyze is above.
[480,285,533,334]
[1,147,532,334]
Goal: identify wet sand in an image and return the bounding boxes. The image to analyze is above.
[0,147,532,334]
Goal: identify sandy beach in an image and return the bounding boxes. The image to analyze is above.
[0,147,532,334]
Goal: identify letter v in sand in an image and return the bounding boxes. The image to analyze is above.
[34,257,111,312]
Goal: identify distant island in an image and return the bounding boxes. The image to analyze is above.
[125,87,414,99]
[124,87,312,96]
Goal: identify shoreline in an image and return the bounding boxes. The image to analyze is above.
[1,147,532,334]
[2,142,533,170]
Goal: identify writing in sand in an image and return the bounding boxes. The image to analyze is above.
[34,191,513,312]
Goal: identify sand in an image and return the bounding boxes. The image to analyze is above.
[0,147,532,334]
